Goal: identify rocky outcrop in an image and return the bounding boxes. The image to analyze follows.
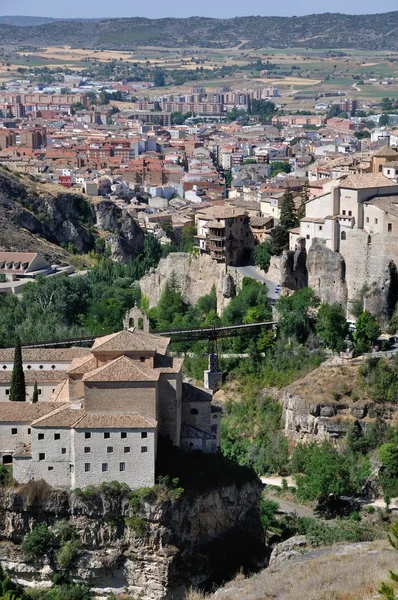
[0,169,144,263]
[306,239,347,307]
[281,359,398,444]
[139,252,244,314]
[0,480,264,599]
[269,535,308,566]
[280,238,308,291]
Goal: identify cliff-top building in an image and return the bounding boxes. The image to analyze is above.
[0,316,221,490]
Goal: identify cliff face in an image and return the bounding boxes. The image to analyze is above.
[0,169,144,263]
[281,359,398,444]
[0,481,264,599]
[139,252,244,315]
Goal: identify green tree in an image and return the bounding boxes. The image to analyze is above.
[379,113,390,127]
[353,311,380,354]
[316,303,348,351]
[9,338,25,402]
[276,288,319,343]
[273,187,299,254]
[32,381,39,404]
[180,224,197,252]
[295,442,353,505]
[254,240,273,272]
[270,161,291,177]
[21,523,55,559]
[154,69,166,87]
[379,521,398,600]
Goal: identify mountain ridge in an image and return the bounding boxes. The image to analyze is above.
[0,12,398,50]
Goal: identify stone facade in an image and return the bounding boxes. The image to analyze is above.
[0,325,220,490]
[289,172,398,321]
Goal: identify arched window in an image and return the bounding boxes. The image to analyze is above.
[341,231,346,241]
[379,164,383,173]
[190,408,198,415]
[138,318,144,330]
[129,318,134,328]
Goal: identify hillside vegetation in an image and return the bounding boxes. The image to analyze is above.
[0,12,398,50]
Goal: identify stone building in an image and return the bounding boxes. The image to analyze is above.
[0,326,221,489]
[289,171,398,317]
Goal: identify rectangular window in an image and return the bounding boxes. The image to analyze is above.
[85,432,91,439]
[141,432,147,439]
[104,432,110,439]
[69,464,74,473]
[107,446,113,453]
[39,453,45,461]
[319,226,322,231]
[48,466,53,471]
[38,433,44,440]
[140,357,145,363]
[102,463,108,472]
[84,447,90,453]
[119,462,125,472]
[54,433,60,440]
[38,389,42,395]
[84,463,90,472]
[366,217,369,223]
[141,446,148,453]
[375,218,378,224]
[124,447,130,453]
[348,211,352,216]
[11,428,17,435]
[121,432,127,439]
[388,223,393,232]
[61,448,66,454]
[342,210,346,215]
[5,389,10,396]
[28,428,31,435]
[306,235,310,240]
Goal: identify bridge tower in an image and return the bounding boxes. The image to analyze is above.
[204,350,223,392]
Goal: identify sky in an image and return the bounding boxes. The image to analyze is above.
[0,0,397,19]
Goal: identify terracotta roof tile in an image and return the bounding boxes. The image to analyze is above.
[82,355,159,382]
[91,328,169,354]
[0,402,68,423]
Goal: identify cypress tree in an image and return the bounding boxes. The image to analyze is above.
[9,338,26,402]
[32,381,39,404]
[273,187,299,254]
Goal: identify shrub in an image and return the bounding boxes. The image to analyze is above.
[124,516,147,536]
[53,520,78,543]
[20,480,52,507]
[56,539,81,569]
[21,523,55,560]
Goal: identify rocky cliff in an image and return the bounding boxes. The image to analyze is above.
[0,480,264,599]
[0,169,144,263]
[139,252,244,315]
[280,237,397,326]
[281,358,398,444]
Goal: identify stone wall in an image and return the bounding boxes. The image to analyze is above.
[0,479,264,599]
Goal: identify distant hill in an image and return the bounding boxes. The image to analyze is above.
[0,15,99,26]
[0,12,398,50]
[0,16,56,26]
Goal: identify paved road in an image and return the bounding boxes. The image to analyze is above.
[237,265,280,301]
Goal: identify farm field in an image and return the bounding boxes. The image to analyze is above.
[1,43,398,106]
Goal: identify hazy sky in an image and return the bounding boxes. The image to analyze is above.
[0,0,397,19]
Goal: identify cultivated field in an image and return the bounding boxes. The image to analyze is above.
[1,43,398,107]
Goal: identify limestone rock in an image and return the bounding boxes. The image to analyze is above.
[269,535,308,566]
[0,481,264,599]
[139,252,243,314]
[307,239,347,306]
[280,238,308,291]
